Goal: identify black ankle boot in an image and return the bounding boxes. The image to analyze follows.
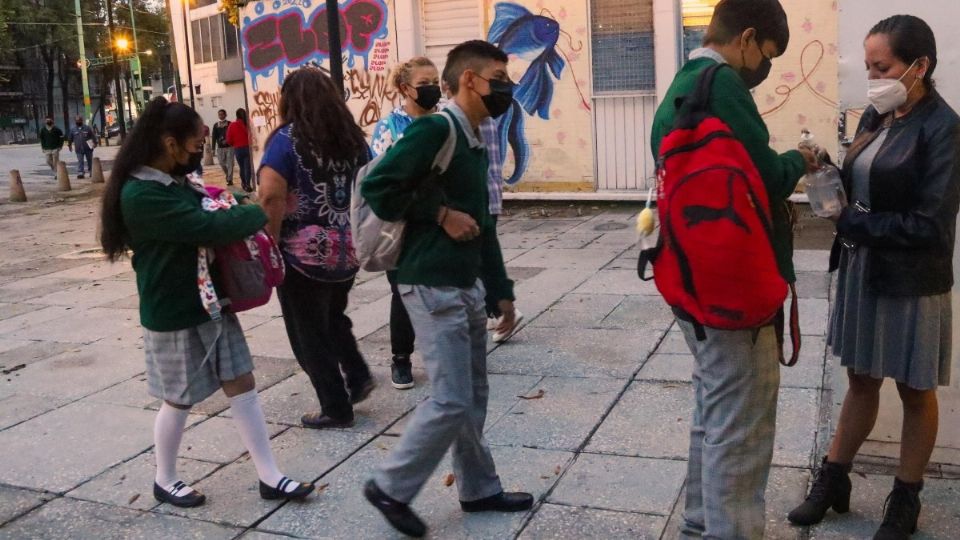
[788,456,853,526]
[873,478,922,540]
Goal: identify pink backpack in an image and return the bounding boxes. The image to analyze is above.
[199,186,285,316]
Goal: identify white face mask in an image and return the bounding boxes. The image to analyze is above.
[867,59,920,114]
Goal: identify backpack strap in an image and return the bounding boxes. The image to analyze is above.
[774,283,802,366]
[433,110,459,173]
[673,63,728,130]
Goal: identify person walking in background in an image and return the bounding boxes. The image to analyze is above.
[370,56,442,390]
[98,97,314,509]
[478,115,523,342]
[227,108,252,191]
[650,1,817,537]
[258,68,375,430]
[68,115,97,179]
[361,40,532,538]
[38,117,64,174]
[212,109,234,186]
[788,15,960,540]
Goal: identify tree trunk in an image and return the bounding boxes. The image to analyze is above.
[57,49,72,129]
[39,46,55,121]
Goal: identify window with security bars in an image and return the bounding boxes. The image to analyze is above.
[590,0,655,94]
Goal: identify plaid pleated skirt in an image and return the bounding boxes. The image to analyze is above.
[142,313,254,406]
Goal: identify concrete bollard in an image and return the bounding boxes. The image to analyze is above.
[204,142,215,166]
[9,169,26,202]
[91,157,105,184]
[56,161,71,191]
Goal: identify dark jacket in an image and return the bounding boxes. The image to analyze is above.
[829,91,960,296]
[212,120,231,149]
[38,125,64,150]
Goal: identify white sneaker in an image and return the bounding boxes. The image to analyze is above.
[491,309,524,343]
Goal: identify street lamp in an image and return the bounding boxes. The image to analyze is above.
[115,38,136,125]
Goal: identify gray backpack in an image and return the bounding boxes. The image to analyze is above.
[351,111,458,272]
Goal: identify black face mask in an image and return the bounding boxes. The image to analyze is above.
[171,151,204,176]
[739,47,772,89]
[75,122,83,127]
[412,84,441,110]
[46,121,54,127]
[478,78,514,119]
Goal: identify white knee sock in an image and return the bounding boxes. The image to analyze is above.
[154,403,193,494]
[229,389,292,491]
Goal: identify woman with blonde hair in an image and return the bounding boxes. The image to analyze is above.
[369,57,442,391]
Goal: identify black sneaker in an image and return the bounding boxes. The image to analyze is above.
[391,360,414,390]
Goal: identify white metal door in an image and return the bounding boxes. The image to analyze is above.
[594,95,658,190]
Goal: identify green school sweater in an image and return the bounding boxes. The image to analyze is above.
[651,57,807,282]
[121,174,267,331]
[360,110,514,302]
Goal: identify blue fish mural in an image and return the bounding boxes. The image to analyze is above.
[488,2,575,185]
[488,2,564,120]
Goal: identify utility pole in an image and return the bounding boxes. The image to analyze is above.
[326,0,344,95]
[127,0,144,113]
[180,0,196,108]
[106,0,127,139]
[74,0,92,123]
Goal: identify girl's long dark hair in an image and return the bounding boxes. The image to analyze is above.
[274,68,367,161]
[100,97,202,261]
[236,107,248,125]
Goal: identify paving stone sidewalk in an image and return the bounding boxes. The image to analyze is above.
[0,190,958,539]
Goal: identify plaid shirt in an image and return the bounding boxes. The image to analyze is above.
[479,118,503,215]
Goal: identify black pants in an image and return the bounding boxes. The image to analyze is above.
[387,216,503,360]
[234,147,252,190]
[277,269,371,420]
[387,270,415,358]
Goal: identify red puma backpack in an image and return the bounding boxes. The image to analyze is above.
[640,64,791,340]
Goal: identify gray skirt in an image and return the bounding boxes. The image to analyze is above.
[143,313,255,406]
[828,247,952,390]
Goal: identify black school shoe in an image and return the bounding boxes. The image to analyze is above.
[259,476,315,500]
[153,481,206,508]
[461,491,534,513]
[364,479,427,538]
[301,411,354,429]
[349,377,377,404]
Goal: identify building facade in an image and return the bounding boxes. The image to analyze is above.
[169,0,842,194]
[168,0,248,133]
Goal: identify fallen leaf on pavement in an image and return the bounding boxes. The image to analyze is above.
[443,474,455,487]
[518,389,546,400]
[128,493,140,505]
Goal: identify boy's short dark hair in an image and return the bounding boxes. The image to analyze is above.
[442,40,508,94]
[703,0,790,55]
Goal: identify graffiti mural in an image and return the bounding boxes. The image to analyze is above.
[487,1,592,186]
[241,0,399,163]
